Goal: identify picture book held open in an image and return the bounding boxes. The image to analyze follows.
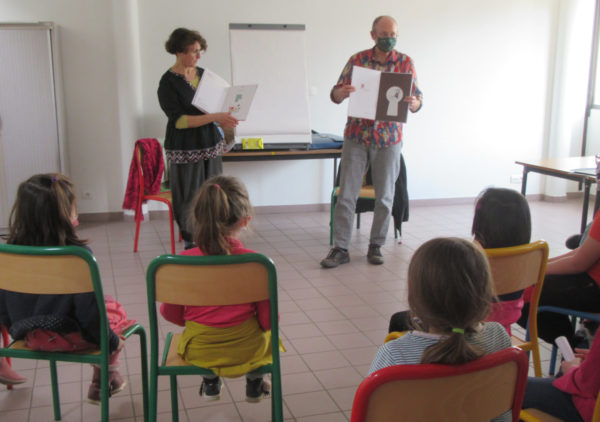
[192,68,257,121]
[348,66,413,123]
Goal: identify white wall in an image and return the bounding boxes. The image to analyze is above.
[3,0,591,213]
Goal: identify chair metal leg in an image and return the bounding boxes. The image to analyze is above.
[356,212,361,229]
[133,202,143,253]
[1,327,12,391]
[170,375,179,422]
[101,363,110,422]
[49,360,61,420]
[137,331,149,422]
[148,367,158,422]
[549,346,558,375]
[167,206,176,254]
[330,192,336,246]
[272,372,284,422]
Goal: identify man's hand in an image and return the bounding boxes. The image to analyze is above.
[405,96,421,113]
[334,84,356,103]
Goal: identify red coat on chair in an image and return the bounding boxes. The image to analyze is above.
[122,138,165,220]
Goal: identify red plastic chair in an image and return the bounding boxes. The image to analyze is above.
[133,142,176,254]
[350,347,529,422]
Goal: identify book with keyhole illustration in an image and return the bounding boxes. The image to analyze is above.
[348,65,413,123]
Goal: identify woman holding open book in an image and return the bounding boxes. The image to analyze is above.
[158,27,238,249]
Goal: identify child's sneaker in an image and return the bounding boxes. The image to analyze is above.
[0,358,27,385]
[245,378,270,403]
[87,366,127,405]
[199,377,222,401]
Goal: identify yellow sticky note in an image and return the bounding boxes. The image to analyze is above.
[242,138,264,149]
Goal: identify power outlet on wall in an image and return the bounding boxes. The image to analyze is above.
[82,191,92,200]
[510,174,523,184]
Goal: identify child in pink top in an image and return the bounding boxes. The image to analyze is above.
[523,333,600,421]
[471,188,532,335]
[388,188,531,334]
[160,175,273,403]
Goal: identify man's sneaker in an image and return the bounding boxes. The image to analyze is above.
[320,247,350,268]
[246,378,270,403]
[199,377,222,401]
[367,244,384,265]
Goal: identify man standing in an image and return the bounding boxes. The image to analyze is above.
[321,15,423,268]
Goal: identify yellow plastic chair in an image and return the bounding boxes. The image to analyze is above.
[485,240,549,377]
[520,391,600,422]
[350,347,529,422]
[0,244,148,422]
[146,253,283,422]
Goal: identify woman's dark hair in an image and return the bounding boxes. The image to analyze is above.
[8,173,86,247]
[165,28,207,54]
[408,237,494,365]
[190,175,253,255]
[471,187,531,248]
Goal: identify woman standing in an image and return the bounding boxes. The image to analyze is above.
[158,28,238,247]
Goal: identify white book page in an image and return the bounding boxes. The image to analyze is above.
[192,68,229,114]
[348,66,380,120]
[222,84,258,120]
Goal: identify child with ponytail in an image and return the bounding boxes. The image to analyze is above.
[369,237,511,370]
[160,175,274,403]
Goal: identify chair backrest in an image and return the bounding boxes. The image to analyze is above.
[135,142,146,196]
[350,347,529,422]
[485,240,549,296]
[0,243,109,350]
[145,252,279,354]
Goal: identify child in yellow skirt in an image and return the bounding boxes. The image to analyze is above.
[160,175,275,402]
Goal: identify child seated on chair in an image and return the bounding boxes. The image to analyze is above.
[0,173,132,403]
[522,333,600,422]
[160,175,276,402]
[370,237,512,383]
[388,187,531,335]
[371,238,512,420]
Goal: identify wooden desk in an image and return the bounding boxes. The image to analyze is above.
[223,148,342,185]
[516,156,598,232]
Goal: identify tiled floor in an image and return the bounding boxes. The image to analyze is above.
[0,197,589,421]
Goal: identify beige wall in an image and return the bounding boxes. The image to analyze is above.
[3,0,591,213]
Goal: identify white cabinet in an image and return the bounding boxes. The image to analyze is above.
[0,22,64,229]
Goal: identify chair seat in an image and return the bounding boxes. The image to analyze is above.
[511,335,525,347]
[164,333,191,367]
[521,408,563,422]
[144,190,172,202]
[8,339,101,356]
[333,186,375,199]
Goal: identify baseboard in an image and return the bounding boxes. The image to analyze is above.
[79,193,563,222]
[80,194,568,222]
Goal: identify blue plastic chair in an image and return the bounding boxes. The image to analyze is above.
[537,306,600,375]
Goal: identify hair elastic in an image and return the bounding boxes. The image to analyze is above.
[451,327,465,334]
[51,176,58,181]
[214,183,221,189]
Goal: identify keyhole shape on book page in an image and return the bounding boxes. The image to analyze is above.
[386,86,404,116]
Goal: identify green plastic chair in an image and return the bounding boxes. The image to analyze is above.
[0,244,148,422]
[146,253,283,422]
